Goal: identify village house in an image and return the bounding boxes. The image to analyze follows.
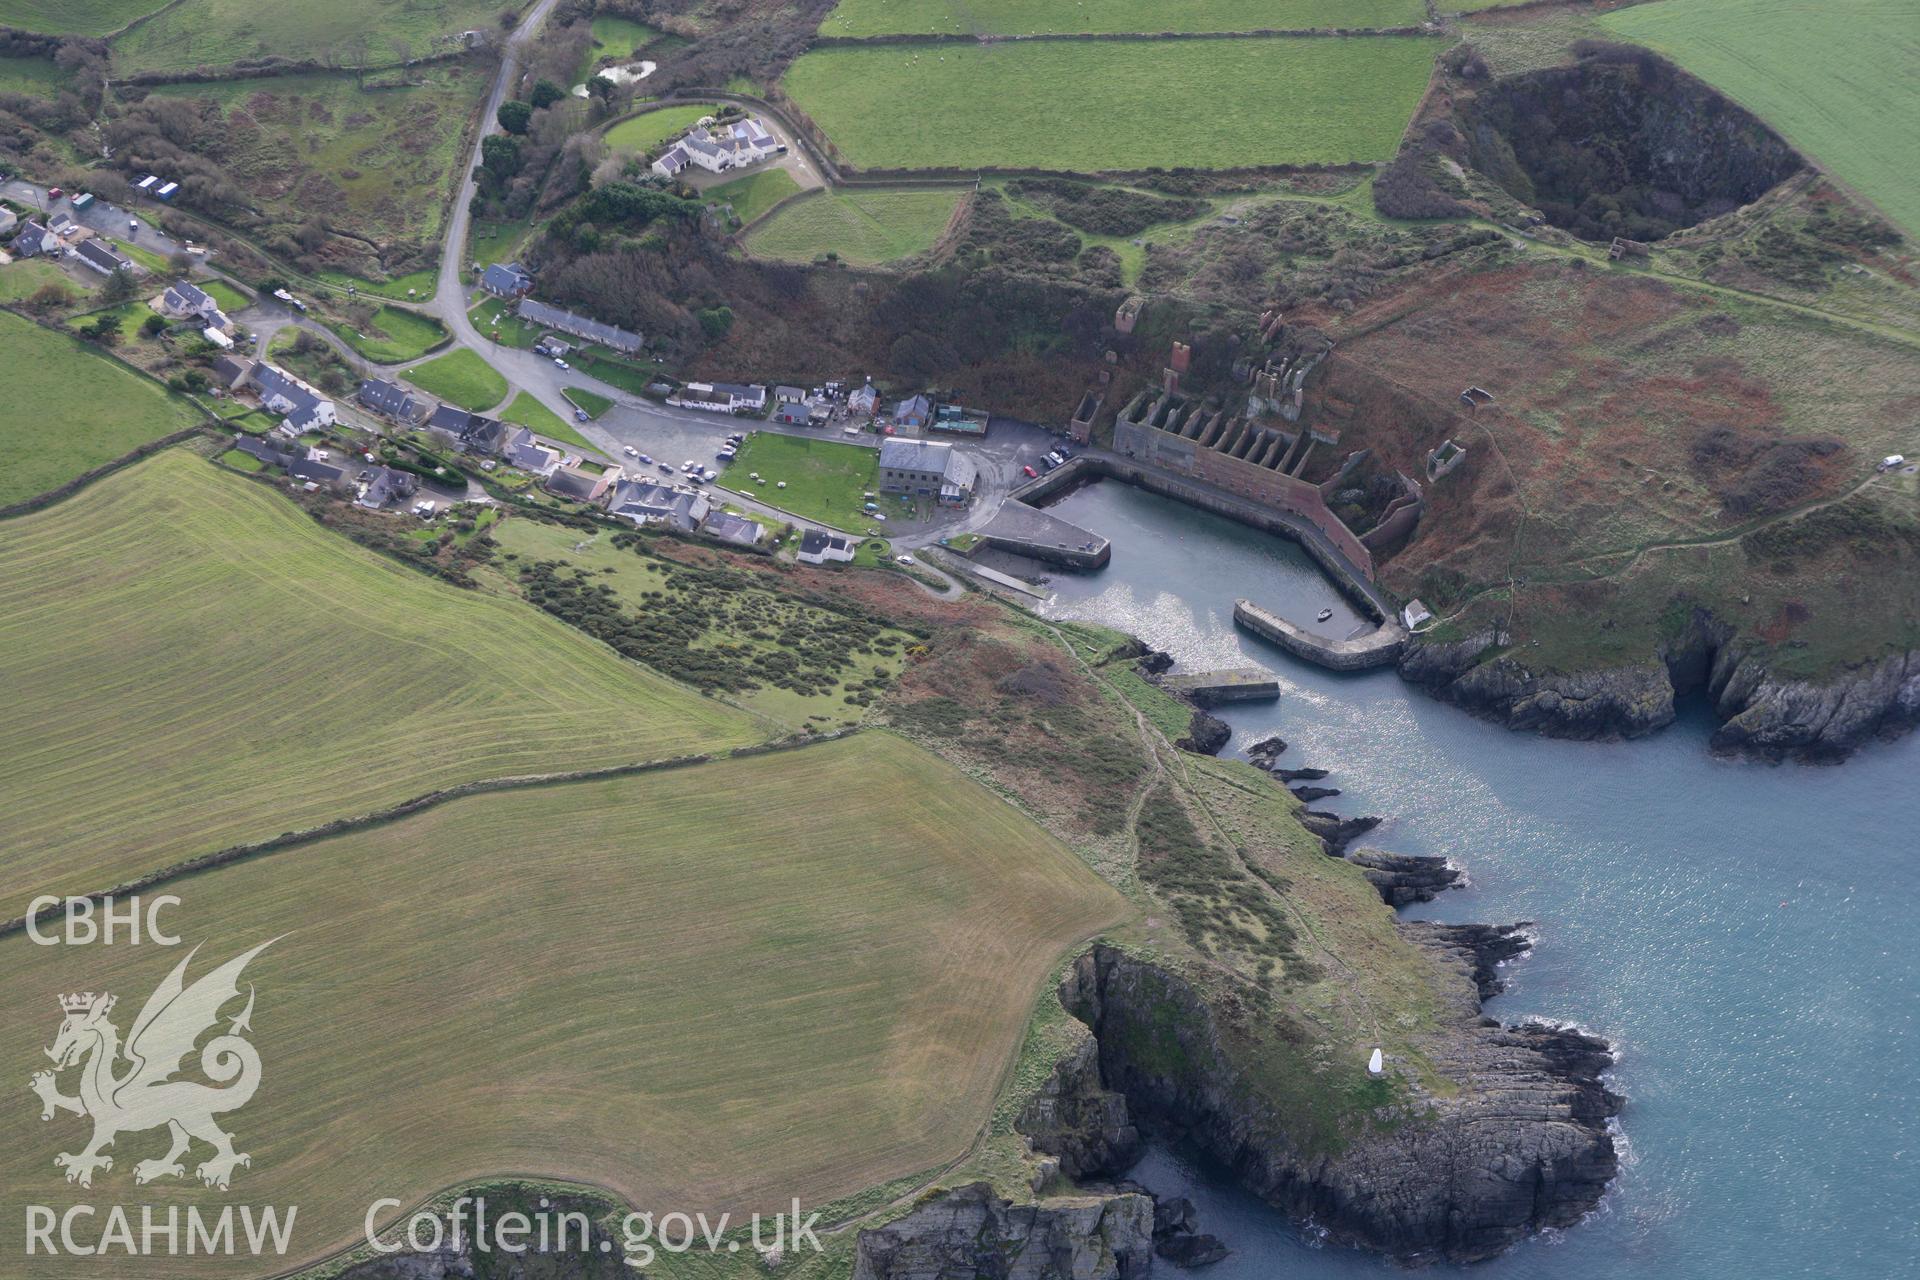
[156,281,222,322]
[480,261,532,298]
[229,432,297,471]
[355,465,419,511]
[515,298,642,356]
[544,464,618,504]
[504,426,563,475]
[211,354,255,390]
[606,478,710,531]
[11,218,57,257]
[892,394,932,429]
[357,378,426,424]
[772,386,811,425]
[795,528,855,565]
[287,451,347,491]
[849,383,879,417]
[650,115,779,178]
[702,511,765,547]
[73,239,134,276]
[250,364,336,434]
[667,380,767,415]
[426,404,510,456]
[877,438,977,507]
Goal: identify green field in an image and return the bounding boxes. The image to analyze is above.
[0,732,1127,1279]
[0,52,66,94]
[0,258,82,303]
[0,452,762,902]
[821,0,1425,36]
[405,347,509,410]
[0,310,204,508]
[747,187,964,264]
[784,36,1443,170]
[499,389,597,452]
[564,385,615,418]
[148,67,487,251]
[198,278,251,312]
[726,432,879,526]
[329,304,449,362]
[1603,0,1920,237]
[585,13,660,71]
[111,0,507,73]
[0,0,160,34]
[706,168,803,225]
[603,103,712,153]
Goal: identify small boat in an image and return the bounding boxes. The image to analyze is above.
[1317,607,1334,623]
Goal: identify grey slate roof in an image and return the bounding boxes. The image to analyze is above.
[702,511,763,546]
[231,433,296,469]
[356,465,418,509]
[75,239,133,273]
[480,261,531,295]
[357,378,421,421]
[288,456,345,486]
[514,298,642,355]
[878,438,953,474]
[894,394,932,421]
[162,280,215,314]
[252,364,326,426]
[608,479,710,531]
[543,466,602,502]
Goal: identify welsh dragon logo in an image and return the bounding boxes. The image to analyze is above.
[29,940,276,1190]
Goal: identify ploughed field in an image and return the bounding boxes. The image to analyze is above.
[782,35,1442,171]
[0,733,1131,1279]
[0,452,762,905]
[1601,0,1920,238]
[819,0,1427,36]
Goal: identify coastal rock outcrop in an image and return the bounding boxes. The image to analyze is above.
[1296,809,1381,855]
[1345,848,1464,908]
[1057,943,1620,1265]
[1176,708,1231,756]
[1018,1034,1142,1179]
[1398,622,1920,761]
[851,1182,1154,1280]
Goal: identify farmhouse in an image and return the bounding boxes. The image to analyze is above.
[357,378,426,424]
[650,115,780,177]
[251,364,336,434]
[667,380,767,414]
[877,437,976,507]
[607,478,710,531]
[73,239,134,275]
[481,261,532,298]
[545,465,617,504]
[355,465,419,511]
[795,528,856,564]
[514,298,643,355]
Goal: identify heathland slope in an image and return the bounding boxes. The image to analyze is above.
[0,451,762,905]
[0,733,1131,1279]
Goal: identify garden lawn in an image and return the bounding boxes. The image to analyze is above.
[747,187,963,265]
[706,167,802,225]
[500,390,597,452]
[0,309,203,507]
[0,258,81,303]
[199,278,251,311]
[0,732,1129,1280]
[0,450,762,903]
[821,0,1425,36]
[1603,0,1920,237]
[603,103,711,153]
[330,304,448,363]
[406,347,508,411]
[783,36,1443,170]
[725,431,879,527]
[468,299,545,348]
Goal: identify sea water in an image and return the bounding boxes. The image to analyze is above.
[1036,479,1918,1279]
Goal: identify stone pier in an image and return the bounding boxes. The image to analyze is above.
[1234,599,1406,672]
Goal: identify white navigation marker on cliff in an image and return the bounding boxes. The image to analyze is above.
[1368,1047,1385,1076]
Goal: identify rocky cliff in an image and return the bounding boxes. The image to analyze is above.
[1056,943,1620,1265]
[1398,623,1920,762]
[851,1182,1154,1280]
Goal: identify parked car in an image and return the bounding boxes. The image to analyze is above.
[553,357,569,370]
[575,409,590,422]
[1045,450,1064,466]
[623,446,638,456]
[637,453,652,465]
[45,186,61,200]
[895,555,915,566]
[1022,465,1037,478]
[657,463,673,475]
